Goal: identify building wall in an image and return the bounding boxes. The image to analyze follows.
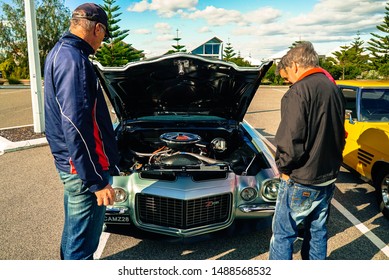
[190,37,223,59]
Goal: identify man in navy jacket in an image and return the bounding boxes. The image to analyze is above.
[44,3,119,260]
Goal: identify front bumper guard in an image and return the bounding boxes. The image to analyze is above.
[238,203,276,213]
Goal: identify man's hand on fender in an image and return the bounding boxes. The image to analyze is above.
[95,184,116,206]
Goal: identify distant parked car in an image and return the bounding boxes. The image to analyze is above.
[93,53,280,237]
[338,80,389,219]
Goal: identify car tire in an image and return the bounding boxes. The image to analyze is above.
[375,169,389,219]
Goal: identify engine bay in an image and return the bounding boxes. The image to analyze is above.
[116,125,270,176]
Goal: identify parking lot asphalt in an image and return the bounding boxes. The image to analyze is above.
[0,86,45,154]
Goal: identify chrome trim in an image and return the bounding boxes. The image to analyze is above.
[238,204,276,213]
[106,206,129,215]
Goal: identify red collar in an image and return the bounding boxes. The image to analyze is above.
[296,67,326,82]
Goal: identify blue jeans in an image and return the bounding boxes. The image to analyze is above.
[58,170,110,260]
[269,179,335,260]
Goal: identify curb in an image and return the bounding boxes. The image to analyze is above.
[0,85,30,89]
[0,136,47,155]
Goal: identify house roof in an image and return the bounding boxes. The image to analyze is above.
[190,36,223,52]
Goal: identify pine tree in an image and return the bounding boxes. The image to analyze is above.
[95,0,144,66]
[167,29,186,53]
[347,32,370,78]
[223,41,236,61]
[330,45,353,80]
[229,51,252,67]
[367,2,389,78]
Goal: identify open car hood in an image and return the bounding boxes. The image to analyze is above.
[94,53,272,122]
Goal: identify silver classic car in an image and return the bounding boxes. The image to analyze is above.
[94,53,280,237]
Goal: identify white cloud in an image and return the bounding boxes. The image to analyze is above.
[198,26,212,33]
[127,0,149,12]
[183,6,243,26]
[154,22,172,34]
[132,28,152,35]
[291,0,384,31]
[128,0,198,17]
[125,0,387,60]
[156,34,175,41]
[244,7,282,24]
[229,0,386,59]
[178,5,282,29]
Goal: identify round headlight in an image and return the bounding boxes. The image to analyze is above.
[240,187,258,201]
[262,179,280,201]
[114,188,128,203]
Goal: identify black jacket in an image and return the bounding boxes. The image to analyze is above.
[275,70,345,185]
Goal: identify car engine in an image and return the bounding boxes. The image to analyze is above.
[117,127,270,176]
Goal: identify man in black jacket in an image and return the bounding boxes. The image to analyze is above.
[269,41,345,260]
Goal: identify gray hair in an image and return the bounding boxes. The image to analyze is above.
[282,41,319,69]
[276,55,287,75]
[70,11,96,32]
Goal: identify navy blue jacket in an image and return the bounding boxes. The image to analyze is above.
[44,32,119,192]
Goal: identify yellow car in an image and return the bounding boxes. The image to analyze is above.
[337,80,389,219]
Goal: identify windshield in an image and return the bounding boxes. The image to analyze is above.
[360,88,389,122]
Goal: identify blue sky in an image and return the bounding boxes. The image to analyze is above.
[7,0,389,60]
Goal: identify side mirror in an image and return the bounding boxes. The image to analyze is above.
[345,109,355,124]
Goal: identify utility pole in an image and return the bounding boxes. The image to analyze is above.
[25,0,44,133]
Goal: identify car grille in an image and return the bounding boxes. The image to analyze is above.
[136,193,232,229]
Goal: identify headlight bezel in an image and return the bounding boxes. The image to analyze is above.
[261,178,280,201]
[113,187,128,203]
[240,186,258,201]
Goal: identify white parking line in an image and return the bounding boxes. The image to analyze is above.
[94,232,110,260]
[331,199,389,258]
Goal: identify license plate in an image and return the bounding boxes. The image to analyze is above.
[104,215,130,223]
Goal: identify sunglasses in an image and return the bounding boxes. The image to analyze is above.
[97,23,110,42]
